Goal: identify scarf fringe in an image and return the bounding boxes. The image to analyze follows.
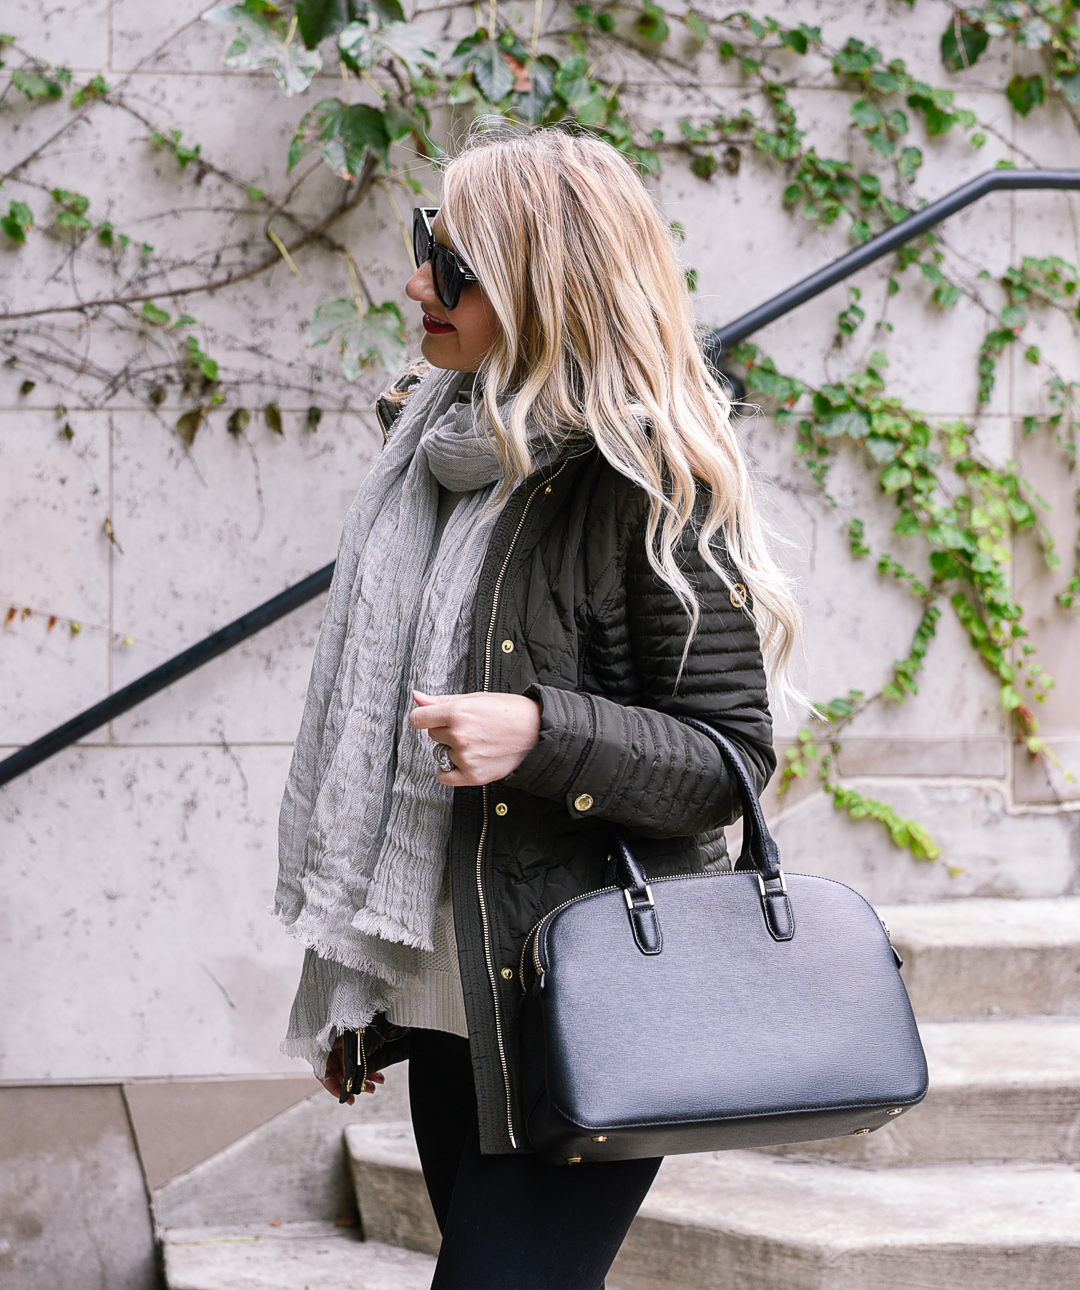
[350,905,435,951]
[278,904,420,990]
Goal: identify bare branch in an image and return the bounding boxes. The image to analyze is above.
[0,156,380,323]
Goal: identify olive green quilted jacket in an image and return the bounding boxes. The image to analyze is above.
[366,393,775,1154]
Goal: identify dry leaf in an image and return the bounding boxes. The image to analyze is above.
[502,51,532,92]
[176,406,207,445]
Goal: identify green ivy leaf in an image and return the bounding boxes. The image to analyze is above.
[141,302,171,325]
[880,462,913,493]
[12,67,64,99]
[297,0,352,48]
[851,98,883,130]
[185,336,219,381]
[202,1,323,96]
[291,98,391,177]
[56,210,92,232]
[1006,73,1045,116]
[575,90,610,128]
[691,153,718,181]
[865,434,899,463]
[898,145,922,182]
[1,200,34,243]
[780,28,808,55]
[940,18,989,73]
[1000,683,1022,710]
[70,74,110,108]
[685,10,709,44]
[307,297,408,380]
[554,55,592,105]
[833,38,880,77]
[1018,16,1053,49]
[339,18,440,79]
[463,38,517,102]
[932,281,962,309]
[821,409,871,439]
[870,69,902,94]
[636,1,670,42]
[1059,69,1080,106]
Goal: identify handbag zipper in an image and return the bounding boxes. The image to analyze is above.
[478,462,567,1152]
[520,865,754,990]
[520,888,617,990]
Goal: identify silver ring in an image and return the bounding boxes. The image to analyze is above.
[434,742,456,774]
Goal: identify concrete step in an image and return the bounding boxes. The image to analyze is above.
[348,1022,1080,1183]
[346,1121,440,1255]
[346,1122,1080,1288]
[880,897,1080,1018]
[762,1017,1080,1165]
[615,1150,1080,1290]
[162,1221,436,1290]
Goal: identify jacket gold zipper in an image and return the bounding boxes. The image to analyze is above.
[477,463,566,1151]
[344,1025,367,1096]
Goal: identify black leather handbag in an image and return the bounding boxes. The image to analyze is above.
[520,718,929,1165]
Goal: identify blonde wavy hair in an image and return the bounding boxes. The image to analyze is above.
[438,126,803,705]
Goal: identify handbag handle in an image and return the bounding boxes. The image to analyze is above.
[674,717,781,880]
[614,718,795,944]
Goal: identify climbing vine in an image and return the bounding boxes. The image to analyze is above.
[2,2,1078,858]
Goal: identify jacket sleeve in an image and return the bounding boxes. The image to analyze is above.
[502,502,776,839]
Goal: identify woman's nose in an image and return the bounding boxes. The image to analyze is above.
[405,261,436,306]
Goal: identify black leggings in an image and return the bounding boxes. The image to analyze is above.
[408,1029,662,1290]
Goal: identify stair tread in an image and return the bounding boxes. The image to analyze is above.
[645,1153,1080,1246]
[921,1018,1080,1085]
[346,1122,1080,1245]
[346,1119,421,1169]
[879,898,1080,948]
[162,1222,436,1290]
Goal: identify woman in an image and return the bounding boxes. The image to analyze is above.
[276,126,801,1289]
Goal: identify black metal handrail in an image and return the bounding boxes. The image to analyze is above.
[706,167,1080,354]
[2,167,1079,789]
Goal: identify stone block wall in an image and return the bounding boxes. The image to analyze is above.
[2,0,1078,1096]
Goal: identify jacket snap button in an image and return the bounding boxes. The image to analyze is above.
[500,967,514,980]
[495,802,508,816]
[574,793,594,812]
[501,639,514,653]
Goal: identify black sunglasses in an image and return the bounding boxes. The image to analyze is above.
[412,206,479,311]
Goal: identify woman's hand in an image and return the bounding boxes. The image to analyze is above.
[322,1032,385,1104]
[411,690,541,786]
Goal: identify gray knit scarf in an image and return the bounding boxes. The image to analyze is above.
[276,367,551,1042]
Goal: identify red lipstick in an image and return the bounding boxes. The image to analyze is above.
[423,313,456,334]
